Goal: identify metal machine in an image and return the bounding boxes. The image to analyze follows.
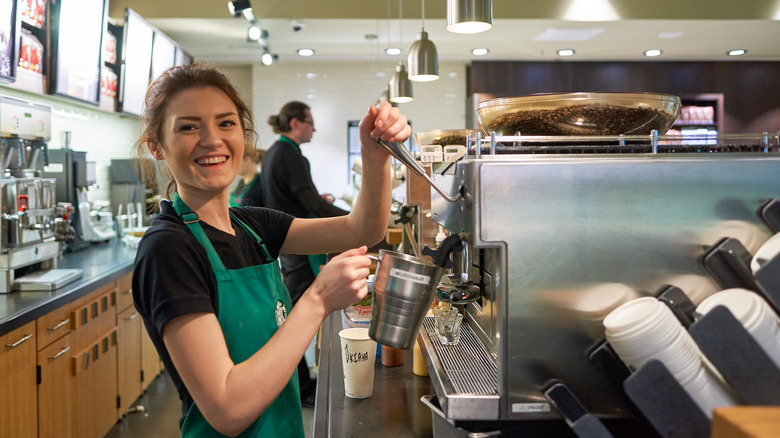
[0,95,79,293]
[396,132,780,436]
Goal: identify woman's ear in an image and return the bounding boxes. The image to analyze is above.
[148,142,164,160]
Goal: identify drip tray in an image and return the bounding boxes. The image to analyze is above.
[14,269,83,291]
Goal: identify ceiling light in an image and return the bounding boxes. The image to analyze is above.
[228,1,250,17]
[728,49,747,56]
[261,51,276,66]
[644,49,662,57]
[408,0,438,82]
[471,48,489,56]
[386,47,402,56]
[557,49,575,57]
[447,0,492,34]
[297,48,314,57]
[247,24,262,41]
[389,62,413,103]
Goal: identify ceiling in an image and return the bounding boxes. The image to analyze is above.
[107,0,780,65]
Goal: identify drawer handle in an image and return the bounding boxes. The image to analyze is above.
[126,313,139,320]
[49,346,71,360]
[48,319,71,332]
[5,333,33,349]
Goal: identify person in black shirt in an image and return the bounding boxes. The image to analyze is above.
[131,63,410,437]
[261,101,348,406]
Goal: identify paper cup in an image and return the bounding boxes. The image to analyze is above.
[339,328,377,399]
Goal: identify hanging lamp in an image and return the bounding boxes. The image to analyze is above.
[447,0,493,34]
[408,0,438,81]
[389,62,413,103]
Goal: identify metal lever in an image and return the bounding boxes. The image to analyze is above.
[376,139,462,202]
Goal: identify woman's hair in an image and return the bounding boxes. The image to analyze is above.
[267,101,310,134]
[245,148,265,165]
[133,62,257,198]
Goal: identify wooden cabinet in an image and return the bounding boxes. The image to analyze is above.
[0,321,37,438]
[117,305,142,416]
[37,333,73,438]
[69,281,119,438]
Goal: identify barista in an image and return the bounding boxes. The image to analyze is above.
[230,147,264,207]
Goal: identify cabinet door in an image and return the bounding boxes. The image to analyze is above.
[117,306,142,416]
[0,322,37,438]
[38,333,73,438]
[116,272,134,312]
[71,330,118,438]
[37,303,72,350]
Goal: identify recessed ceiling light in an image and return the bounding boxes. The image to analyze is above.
[658,31,684,39]
[471,48,489,56]
[557,49,575,57]
[297,48,314,57]
[644,49,662,57]
[385,47,402,56]
[728,49,747,56]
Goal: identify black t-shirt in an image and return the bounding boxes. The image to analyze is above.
[132,199,294,424]
[261,137,347,218]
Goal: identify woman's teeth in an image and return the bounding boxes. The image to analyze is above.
[196,156,227,165]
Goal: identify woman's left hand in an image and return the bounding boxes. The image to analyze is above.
[359,101,411,154]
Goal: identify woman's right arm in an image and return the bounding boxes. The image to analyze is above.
[161,247,370,437]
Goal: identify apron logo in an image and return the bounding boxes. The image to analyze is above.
[275,300,287,327]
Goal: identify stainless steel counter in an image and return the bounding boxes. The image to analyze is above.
[313,312,434,438]
[0,239,137,336]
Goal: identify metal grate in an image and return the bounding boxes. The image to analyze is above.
[422,317,498,395]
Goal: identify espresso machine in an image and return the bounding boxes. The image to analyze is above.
[0,95,80,293]
[386,132,780,436]
[41,148,117,252]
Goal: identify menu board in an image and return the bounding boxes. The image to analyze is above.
[49,0,107,105]
[0,0,19,81]
[119,8,153,116]
[150,31,175,81]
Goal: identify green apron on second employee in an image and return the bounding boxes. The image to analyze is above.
[172,194,303,438]
[229,173,260,207]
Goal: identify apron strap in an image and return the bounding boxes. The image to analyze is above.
[171,194,273,268]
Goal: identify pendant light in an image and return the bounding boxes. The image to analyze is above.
[389,62,413,103]
[447,0,493,34]
[388,0,412,103]
[408,0,438,82]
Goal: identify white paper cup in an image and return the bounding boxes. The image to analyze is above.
[339,328,377,399]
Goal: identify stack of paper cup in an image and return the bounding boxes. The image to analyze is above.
[696,288,780,369]
[750,233,780,274]
[571,283,639,339]
[604,297,737,417]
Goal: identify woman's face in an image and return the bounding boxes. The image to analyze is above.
[154,86,244,198]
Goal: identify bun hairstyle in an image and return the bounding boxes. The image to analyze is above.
[133,62,257,199]
[267,101,310,134]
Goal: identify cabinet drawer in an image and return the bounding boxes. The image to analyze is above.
[116,273,134,311]
[37,303,72,350]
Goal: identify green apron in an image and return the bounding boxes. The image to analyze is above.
[172,194,304,438]
[278,135,328,276]
[229,174,260,207]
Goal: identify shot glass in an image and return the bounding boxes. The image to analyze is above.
[436,311,463,345]
[433,305,458,336]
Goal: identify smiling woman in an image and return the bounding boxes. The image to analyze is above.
[130,62,411,437]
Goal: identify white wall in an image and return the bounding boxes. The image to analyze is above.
[246,60,468,199]
[1,59,468,208]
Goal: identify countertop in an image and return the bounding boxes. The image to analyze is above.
[0,239,137,337]
[313,312,434,438]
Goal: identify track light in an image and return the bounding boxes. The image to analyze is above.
[228,1,252,18]
[261,51,277,66]
[247,24,263,41]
